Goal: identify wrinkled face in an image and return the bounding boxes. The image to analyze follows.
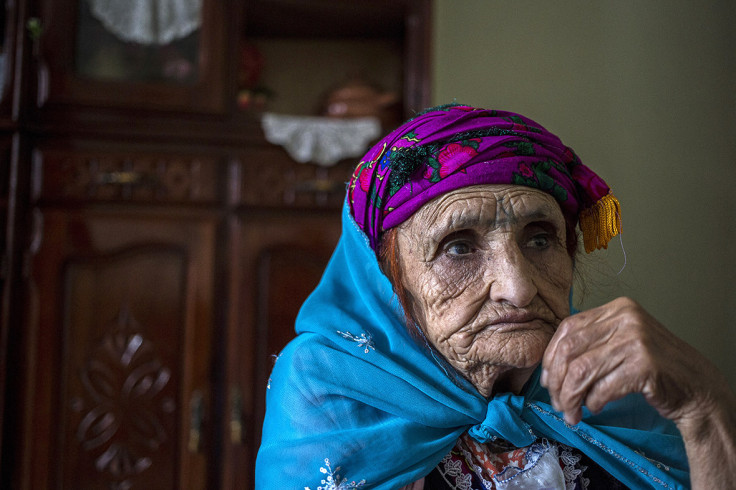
[396,184,573,397]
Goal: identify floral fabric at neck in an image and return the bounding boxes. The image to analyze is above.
[426,435,627,489]
[348,104,620,253]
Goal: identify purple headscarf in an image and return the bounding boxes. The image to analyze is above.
[348,104,620,254]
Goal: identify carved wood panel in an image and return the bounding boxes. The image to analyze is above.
[61,250,183,490]
[23,209,217,489]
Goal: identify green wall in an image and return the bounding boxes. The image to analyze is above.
[432,0,736,387]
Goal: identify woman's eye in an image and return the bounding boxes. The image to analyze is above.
[444,240,474,256]
[526,233,550,249]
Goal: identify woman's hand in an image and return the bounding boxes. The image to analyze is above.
[540,297,736,488]
[541,296,721,425]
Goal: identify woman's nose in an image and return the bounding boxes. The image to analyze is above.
[488,245,538,307]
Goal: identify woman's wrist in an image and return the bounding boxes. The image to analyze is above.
[675,385,736,489]
[676,382,734,439]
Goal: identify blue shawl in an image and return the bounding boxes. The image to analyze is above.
[256,203,689,489]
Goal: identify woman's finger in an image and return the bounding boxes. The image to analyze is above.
[542,307,617,407]
[555,342,633,423]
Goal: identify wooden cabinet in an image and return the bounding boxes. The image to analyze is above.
[20,146,221,488]
[1,0,431,488]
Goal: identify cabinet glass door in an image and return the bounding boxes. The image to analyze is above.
[75,0,201,84]
[33,0,228,113]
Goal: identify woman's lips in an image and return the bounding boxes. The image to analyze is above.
[485,312,558,332]
[490,311,540,325]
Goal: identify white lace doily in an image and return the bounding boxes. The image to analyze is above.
[261,113,382,167]
[88,0,202,45]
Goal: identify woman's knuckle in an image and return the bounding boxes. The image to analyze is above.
[568,357,592,382]
[556,337,576,358]
[555,320,572,337]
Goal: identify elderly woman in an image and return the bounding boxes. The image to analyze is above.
[256,105,736,489]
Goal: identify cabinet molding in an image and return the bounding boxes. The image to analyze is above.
[34,148,221,204]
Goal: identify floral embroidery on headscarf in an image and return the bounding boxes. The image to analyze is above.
[423,139,480,182]
[503,114,543,134]
[348,104,620,253]
[511,159,569,203]
[348,142,389,210]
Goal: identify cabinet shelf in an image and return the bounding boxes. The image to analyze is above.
[244,0,407,39]
[241,0,429,120]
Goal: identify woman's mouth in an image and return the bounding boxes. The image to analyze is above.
[485,311,559,332]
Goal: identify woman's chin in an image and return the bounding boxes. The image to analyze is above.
[473,329,552,369]
[458,332,550,396]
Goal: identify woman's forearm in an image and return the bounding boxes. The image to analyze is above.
[678,383,736,489]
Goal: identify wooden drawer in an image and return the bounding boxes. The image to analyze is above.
[34,148,222,205]
[237,146,355,209]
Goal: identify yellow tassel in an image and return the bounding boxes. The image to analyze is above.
[579,193,621,253]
